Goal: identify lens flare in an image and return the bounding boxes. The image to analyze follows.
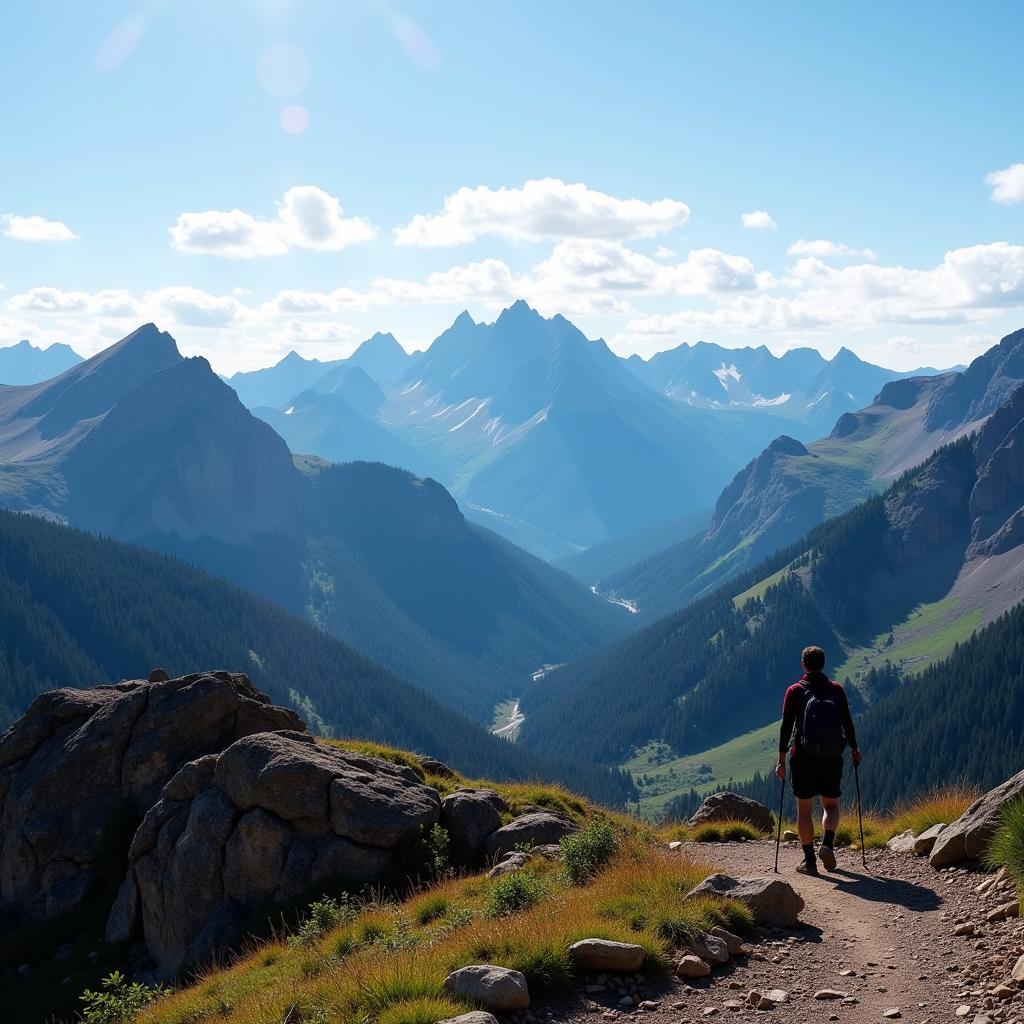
[280,105,310,135]
[257,43,311,97]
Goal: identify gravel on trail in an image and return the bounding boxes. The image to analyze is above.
[503,841,1024,1024]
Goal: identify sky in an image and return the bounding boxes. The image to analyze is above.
[1,1,1023,375]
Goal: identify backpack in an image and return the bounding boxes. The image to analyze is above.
[798,679,846,759]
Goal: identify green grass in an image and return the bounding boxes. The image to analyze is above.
[624,724,780,819]
[833,596,984,684]
[983,795,1024,897]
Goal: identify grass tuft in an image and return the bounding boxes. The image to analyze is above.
[983,795,1024,897]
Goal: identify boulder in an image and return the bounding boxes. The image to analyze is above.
[676,955,712,978]
[686,874,804,927]
[569,939,646,972]
[483,811,579,860]
[913,823,947,856]
[1012,954,1024,983]
[886,830,918,854]
[688,792,774,833]
[486,851,531,877]
[110,730,441,977]
[0,671,303,921]
[441,788,506,864]
[437,1014,499,1024]
[930,768,1024,866]
[442,965,530,1011]
[686,931,729,966]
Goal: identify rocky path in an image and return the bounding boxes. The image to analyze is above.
[526,841,1024,1024]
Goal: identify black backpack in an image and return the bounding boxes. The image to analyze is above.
[799,679,846,759]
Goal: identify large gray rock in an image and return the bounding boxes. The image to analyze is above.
[686,873,804,927]
[686,930,729,966]
[688,792,774,833]
[483,811,579,860]
[442,965,530,1011]
[109,730,441,977]
[569,938,646,971]
[0,671,302,921]
[441,788,506,865]
[930,769,1024,867]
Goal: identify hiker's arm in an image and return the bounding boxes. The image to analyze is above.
[838,685,862,764]
[777,688,796,777]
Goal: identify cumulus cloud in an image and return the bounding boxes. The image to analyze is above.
[624,241,1024,342]
[741,210,777,231]
[787,239,877,261]
[987,163,1024,204]
[8,287,138,316]
[142,286,250,327]
[394,178,690,247]
[1,214,77,242]
[169,186,376,258]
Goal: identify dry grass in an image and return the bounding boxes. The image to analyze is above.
[659,819,768,844]
[137,837,745,1024]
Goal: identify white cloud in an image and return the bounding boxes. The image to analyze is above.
[787,239,877,261]
[987,163,1024,204]
[9,287,92,313]
[394,178,690,246]
[623,241,1024,343]
[1,214,77,242]
[741,210,777,231]
[169,186,376,258]
[143,286,250,328]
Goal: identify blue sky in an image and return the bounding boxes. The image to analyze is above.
[1,0,1022,373]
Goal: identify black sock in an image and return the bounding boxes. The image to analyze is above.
[822,830,836,849]
[802,843,816,865]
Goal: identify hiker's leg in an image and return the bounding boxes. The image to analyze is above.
[821,797,840,847]
[796,798,815,845]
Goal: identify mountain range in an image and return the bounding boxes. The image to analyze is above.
[223,303,953,561]
[624,339,955,436]
[0,324,627,726]
[594,328,1024,621]
[0,339,82,385]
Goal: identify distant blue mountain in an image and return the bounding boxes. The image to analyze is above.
[0,339,81,384]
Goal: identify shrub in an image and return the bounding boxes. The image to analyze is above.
[413,894,449,925]
[80,971,168,1024]
[289,894,356,947]
[484,870,548,918]
[562,820,619,884]
[984,795,1024,897]
[399,824,451,880]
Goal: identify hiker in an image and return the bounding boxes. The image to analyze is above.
[775,645,862,875]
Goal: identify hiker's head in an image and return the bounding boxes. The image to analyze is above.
[801,645,826,673]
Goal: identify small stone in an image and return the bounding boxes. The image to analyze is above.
[814,990,849,1000]
[882,1010,901,1020]
[957,1009,973,1018]
[993,985,1015,1000]
[618,996,635,1008]
[955,923,976,937]
[703,1009,719,1018]
[764,990,790,1004]
[676,956,712,978]
[638,1000,660,1011]
[747,991,762,1005]
[724,1001,744,1012]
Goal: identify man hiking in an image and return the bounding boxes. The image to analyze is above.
[775,645,862,875]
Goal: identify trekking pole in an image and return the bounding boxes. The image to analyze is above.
[774,770,785,873]
[854,761,867,870]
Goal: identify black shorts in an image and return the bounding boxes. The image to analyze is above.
[790,750,843,800]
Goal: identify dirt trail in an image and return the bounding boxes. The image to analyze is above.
[537,841,1023,1024]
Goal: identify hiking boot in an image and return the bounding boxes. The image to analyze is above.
[796,860,819,876]
[818,845,837,871]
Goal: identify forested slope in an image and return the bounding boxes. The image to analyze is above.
[0,509,634,804]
